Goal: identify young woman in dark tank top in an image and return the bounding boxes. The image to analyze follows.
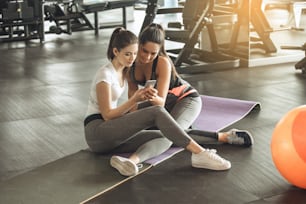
[127,23,254,147]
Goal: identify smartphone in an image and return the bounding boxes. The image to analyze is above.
[144,80,156,88]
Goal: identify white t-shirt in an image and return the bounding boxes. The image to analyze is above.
[85,62,127,117]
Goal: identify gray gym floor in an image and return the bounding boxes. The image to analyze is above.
[0,4,306,204]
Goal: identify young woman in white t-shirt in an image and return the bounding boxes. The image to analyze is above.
[84,27,231,177]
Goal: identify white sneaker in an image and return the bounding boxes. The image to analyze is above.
[110,155,138,176]
[191,149,231,170]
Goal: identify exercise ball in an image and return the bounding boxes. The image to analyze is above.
[271,105,306,189]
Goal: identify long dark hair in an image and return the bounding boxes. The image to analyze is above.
[138,23,179,79]
[107,27,138,60]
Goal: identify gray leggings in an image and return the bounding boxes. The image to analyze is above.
[170,96,219,144]
[140,96,219,143]
[84,106,192,162]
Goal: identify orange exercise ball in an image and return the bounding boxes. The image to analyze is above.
[271,105,306,189]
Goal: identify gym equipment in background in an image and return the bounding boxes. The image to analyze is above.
[250,0,277,54]
[281,43,306,73]
[44,0,135,36]
[0,0,45,42]
[0,0,135,42]
[263,0,306,31]
[44,0,94,35]
[221,0,278,60]
[140,0,240,74]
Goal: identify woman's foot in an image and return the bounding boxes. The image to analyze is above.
[226,129,254,147]
[191,149,231,170]
[110,155,138,176]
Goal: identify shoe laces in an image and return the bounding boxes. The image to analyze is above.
[206,149,227,163]
[137,163,143,169]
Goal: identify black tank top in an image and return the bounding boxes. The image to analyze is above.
[129,56,199,110]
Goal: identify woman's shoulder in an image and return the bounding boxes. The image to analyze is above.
[99,61,113,70]
[95,62,115,81]
[97,62,114,73]
[157,55,170,63]
[156,55,171,69]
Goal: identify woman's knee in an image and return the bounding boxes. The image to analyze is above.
[86,140,110,153]
[149,105,167,115]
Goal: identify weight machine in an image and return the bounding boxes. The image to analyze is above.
[140,0,240,74]
[0,0,135,42]
[44,0,93,35]
[216,0,278,62]
[0,0,45,42]
[43,0,135,35]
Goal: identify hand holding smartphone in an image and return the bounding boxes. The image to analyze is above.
[137,80,156,105]
[144,80,156,88]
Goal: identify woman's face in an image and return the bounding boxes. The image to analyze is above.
[138,42,160,64]
[115,43,138,67]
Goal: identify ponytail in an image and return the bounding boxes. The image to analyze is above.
[107,27,138,60]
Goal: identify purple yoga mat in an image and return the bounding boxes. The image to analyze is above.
[144,146,184,165]
[193,95,260,132]
[117,95,260,166]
